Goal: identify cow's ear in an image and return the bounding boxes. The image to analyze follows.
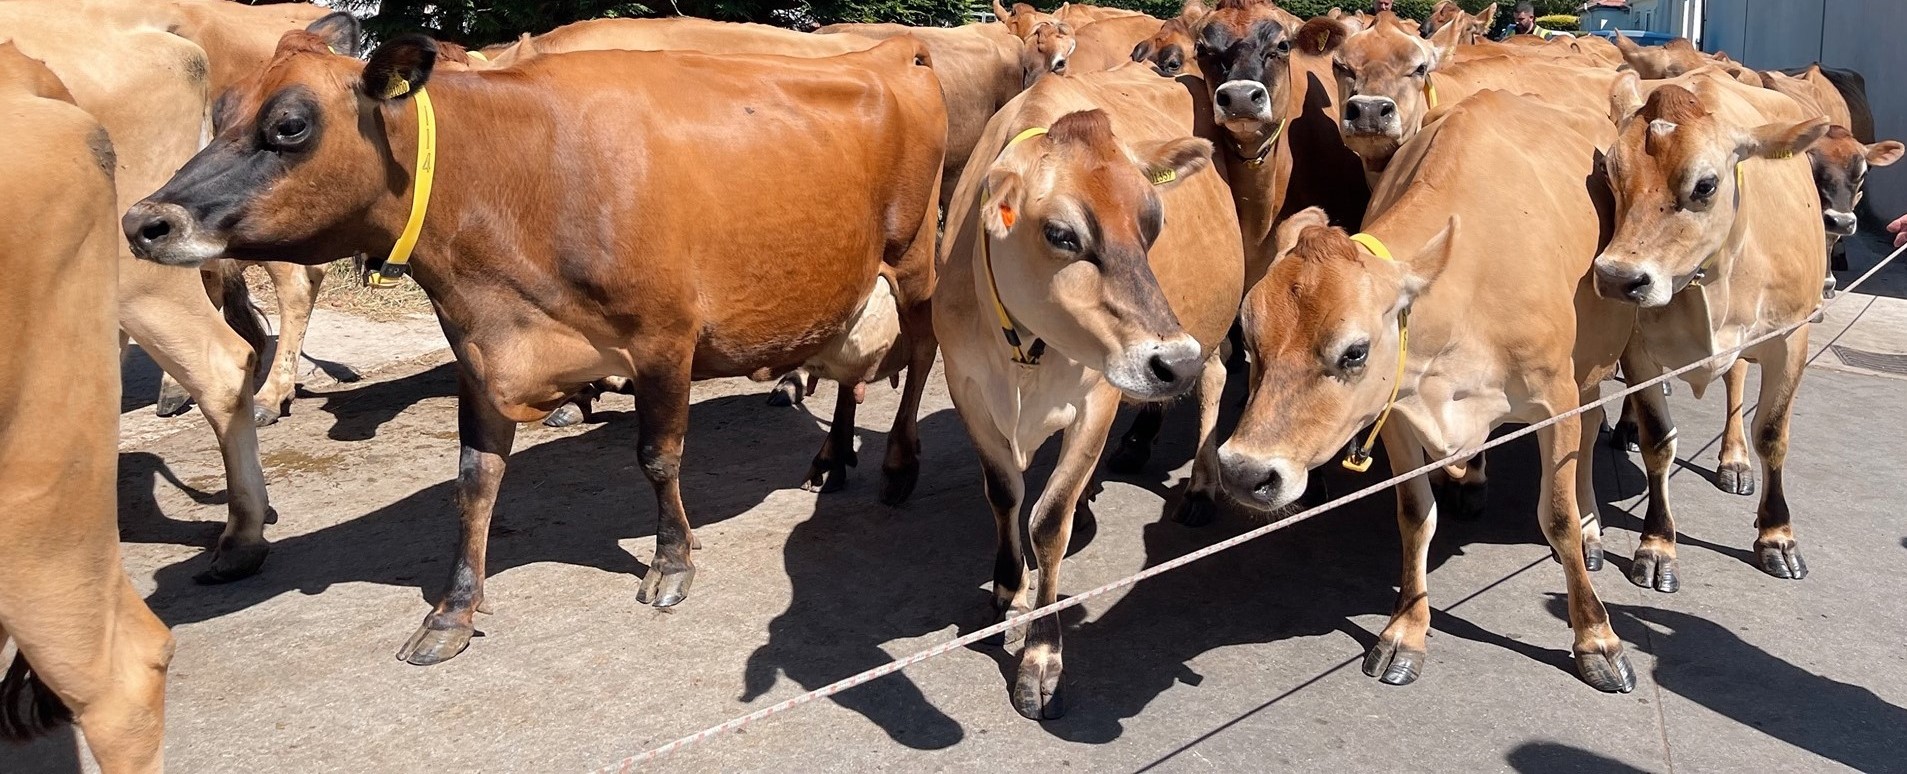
[1271,207,1329,267]
[362,34,437,101]
[1297,17,1348,56]
[1133,136,1213,191]
[993,0,1012,24]
[1475,2,1498,28]
[306,12,362,57]
[981,167,1025,239]
[1738,116,1829,160]
[1866,140,1906,167]
[1401,216,1458,304]
[1180,0,1210,23]
[1609,71,1642,123]
[1130,38,1158,64]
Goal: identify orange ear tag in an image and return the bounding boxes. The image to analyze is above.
[999,203,1017,230]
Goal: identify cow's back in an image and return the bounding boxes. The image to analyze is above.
[0,48,121,536]
[527,17,877,59]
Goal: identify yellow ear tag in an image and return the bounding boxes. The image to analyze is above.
[1314,31,1328,52]
[1149,167,1178,186]
[382,75,412,100]
[999,203,1017,230]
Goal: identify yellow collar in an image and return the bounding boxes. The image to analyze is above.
[1231,119,1287,168]
[369,87,437,288]
[981,126,1052,365]
[1425,78,1438,110]
[1343,231,1409,473]
[466,49,489,62]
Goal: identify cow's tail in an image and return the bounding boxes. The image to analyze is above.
[0,649,73,741]
[212,260,271,374]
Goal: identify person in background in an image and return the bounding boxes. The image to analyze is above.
[1370,0,1395,13]
[1499,2,1569,40]
[1890,213,1907,248]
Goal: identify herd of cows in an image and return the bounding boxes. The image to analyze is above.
[1,0,1898,769]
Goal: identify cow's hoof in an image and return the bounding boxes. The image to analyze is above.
[396,624,473,666]
[543,403,586,428]
[1106,438,1150,475]
[1628,547,1679,593]
[1583,540,1604,572]
[1012,647,1065,720]
[880,461,919,506]
[1362,639,1425,686]
[802,456,852,494]
[1576,647,1637,693]
[155,388,193,417]
[263,505,280,526]
[1755,539,1807,580]
[194,537,269,584]
[1609,421,1640,453]
[637,565,695,608]
[1172,490,1217,527]
[252,402,283,427]
[1715,462,1755,496]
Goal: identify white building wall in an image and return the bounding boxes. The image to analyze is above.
[1705,0,1907,222]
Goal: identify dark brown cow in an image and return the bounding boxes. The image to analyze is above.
[124,32,946,664]
[1128,0,1206,78]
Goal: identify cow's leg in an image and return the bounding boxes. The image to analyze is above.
[946,373,1030,629]
[633,357,699,608]
[152,267,223,417]
[766,368,808,407]
[120,279,275,583]
[1014,384,1119,720]
[1575,395,1607,572]
[1364,423,1438,686]
[803,381,860,493]
[1714,358,1755,495]
[397,369,515,665]
[251,262,325,426]
[1625,356,1681,593]
[1170,349,1228,527]
[1536,400,1634,693]
[1751,330,1809,580]
[0,579,172,774]
[1104,404,1164,475]
[544,383,599,428]
[881,304,937,505]
[1437,451,1491,522]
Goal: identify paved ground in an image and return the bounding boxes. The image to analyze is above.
[16,237,1907,773]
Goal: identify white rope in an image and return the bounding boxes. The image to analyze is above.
[597,241,1907,772]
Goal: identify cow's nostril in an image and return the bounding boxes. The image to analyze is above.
[139,219,172,243]
[1379,101,1395,118]
[1253,468,1281,499]
[1624,273,1652,300]
[1345,102,1362,120]
[1216,90,1232,109]
[1148,354,1178,385]
[1249,89,1266,105]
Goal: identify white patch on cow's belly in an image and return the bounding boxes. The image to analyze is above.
[804,276,901,385]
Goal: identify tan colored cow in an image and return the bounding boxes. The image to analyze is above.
[480,16,876,68]
[0,0,361,582]
[0,43,172,774]
[1218,90,1637,692]
[938,64,1242,718]
[1129,0,1208,78]
[1421,0,1495,46]
[127,32,945,664]
[1057,2,1143,27]
[1063,13,1165,74]
[1591,70,1828,590]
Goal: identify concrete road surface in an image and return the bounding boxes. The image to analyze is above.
[15,238,1907,773]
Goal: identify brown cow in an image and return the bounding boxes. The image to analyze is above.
[1421,0,1496,46]
[1592,71,1828,590]
[480,16,876,68]
[1057,2,1144,27]
[995,0,1066,37]
[0,0,361,581]
[125,32,946,664]
[1217,90,1637,692]
[939,64,1242,718]
[1020,16,1078,85]
[1759,67,1901,291]
[1129,0,1208,78]
[0,43,172,773]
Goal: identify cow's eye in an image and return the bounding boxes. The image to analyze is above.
[1413,63,1429,78]
[1338,341,1370,371]
[270,116,311,147]
[1275,39,1291,55]
[1691,174,1719,201]
[1044,223,1081,252]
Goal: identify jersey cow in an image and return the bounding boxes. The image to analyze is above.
[125,32,947,665]
[1592,72,1828,591]
[1217,91,1638,692]
[938,65,1243,718]
[0,43,173,774]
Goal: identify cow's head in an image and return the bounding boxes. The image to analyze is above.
[979,109,1213,399]
[1131,0,1211,78]
[1310,12,1452,166]
[1218,208,1456,510]
[125,32,442,268]
[996,0,1064,39]
[1196,0,1300,156]
[1020,21,1077,87]
[1593,79,1828,307]
[1422,1,1495,45]
[1806,126,1903,237]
